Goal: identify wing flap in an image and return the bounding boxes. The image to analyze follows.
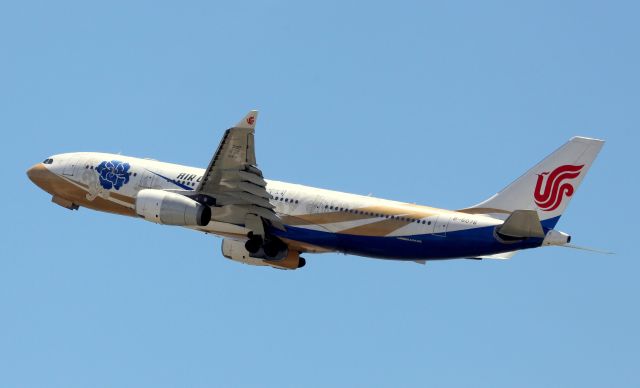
[230,191,275,209]
[236,181,272,199]
[223,170,268,187]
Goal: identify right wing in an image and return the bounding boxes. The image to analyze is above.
[196,111,284,235]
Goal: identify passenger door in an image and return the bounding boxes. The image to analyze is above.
[62,158,80,176]
[433,215,450,237]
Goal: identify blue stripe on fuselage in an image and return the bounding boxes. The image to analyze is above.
[148,170,194,191]
[541,216,561,229]
[272,216,561,260]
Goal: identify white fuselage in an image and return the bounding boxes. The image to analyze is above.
[28,152,544,261]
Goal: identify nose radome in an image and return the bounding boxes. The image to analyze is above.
[27,163,47,188]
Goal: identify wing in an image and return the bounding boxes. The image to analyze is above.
[196,110,284,235]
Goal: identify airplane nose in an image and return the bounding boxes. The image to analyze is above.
[26,163,47,188]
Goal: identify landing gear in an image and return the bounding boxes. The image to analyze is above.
[245,232,288,261]
[244,233,263,254]
[242,232,306,270]
[263,239,285,258]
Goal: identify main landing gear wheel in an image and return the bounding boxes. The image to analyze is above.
[244,233,263,254]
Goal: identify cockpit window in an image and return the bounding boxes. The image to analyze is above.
[42,158,53,164]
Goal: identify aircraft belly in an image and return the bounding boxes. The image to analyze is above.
[276,223,543,260]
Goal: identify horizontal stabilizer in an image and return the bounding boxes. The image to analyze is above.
[497,210,545,238]
[558,244,614,255]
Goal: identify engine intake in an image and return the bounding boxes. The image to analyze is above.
[135,189,211,226]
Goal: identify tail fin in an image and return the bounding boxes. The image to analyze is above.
[463,136,604,228]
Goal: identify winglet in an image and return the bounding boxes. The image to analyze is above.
[234,110,259,130]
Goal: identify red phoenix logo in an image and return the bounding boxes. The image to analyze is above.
[246,116,255,125]
[534,164,584,211]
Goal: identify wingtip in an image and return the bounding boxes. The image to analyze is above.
[571,136,605,144]
[234,110,259,129]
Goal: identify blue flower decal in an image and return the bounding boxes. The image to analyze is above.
[96,160,130,190]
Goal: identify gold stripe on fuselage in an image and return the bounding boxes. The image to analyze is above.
[280,204,453,237]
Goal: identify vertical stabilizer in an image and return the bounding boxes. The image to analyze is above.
[464,137,604,227]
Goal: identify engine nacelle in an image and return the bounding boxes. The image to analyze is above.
[221,238,306,270]
[135,189,211,226]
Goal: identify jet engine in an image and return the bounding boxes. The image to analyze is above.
[221,238,306,270]
[135,189,211,226]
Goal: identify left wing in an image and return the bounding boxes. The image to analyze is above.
[196,111,284,235]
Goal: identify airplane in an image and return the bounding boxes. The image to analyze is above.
[27,110,605,270]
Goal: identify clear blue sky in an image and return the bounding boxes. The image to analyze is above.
[2,1,638,387]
